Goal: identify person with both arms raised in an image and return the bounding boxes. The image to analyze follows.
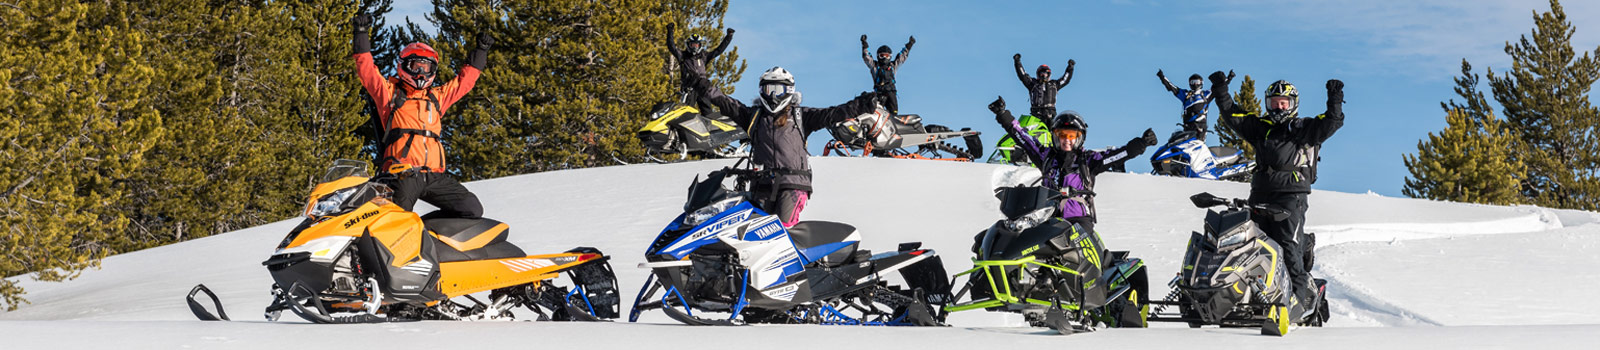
[350,12,492,219]
[861,34,913,114]
[1209,70,1345,320]
[1156,70,1216,141]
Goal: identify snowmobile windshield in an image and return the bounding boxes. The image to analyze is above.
[320,159,370,183]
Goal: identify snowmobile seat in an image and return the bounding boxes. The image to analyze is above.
[424,217,526,262]
[1209,146,1241,164]
[788,221,861,266]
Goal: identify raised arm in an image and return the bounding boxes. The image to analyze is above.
[1157,70,1179,93]
[1053,59,1075,88]
[861,35,877,70]
[801,91,880,134]
[989,97,1049,165]
[665,24,683,60]
[438,32,493,110]
[708,28,734,60]
[893,36,914,67]
[1088,129,1158,174]
[704,86,754,127]
[351,13,393,117]
[1298,79,1346,144]
[1014,54,1034,86]
[1210,70,1266,142]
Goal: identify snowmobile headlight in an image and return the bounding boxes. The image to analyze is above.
[684,197,743,226]
[1006,206,1057,232]
[306,187,358,218]
[1216,231,1251,249]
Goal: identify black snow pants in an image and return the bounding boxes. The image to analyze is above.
[385,171,484,219]
[1249,192,1312,303]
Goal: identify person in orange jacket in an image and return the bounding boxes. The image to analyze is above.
[351,12,492,219]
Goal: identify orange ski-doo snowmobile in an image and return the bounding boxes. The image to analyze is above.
[187,160,619,323]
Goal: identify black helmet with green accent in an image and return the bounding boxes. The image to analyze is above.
[1264,80,1299,124]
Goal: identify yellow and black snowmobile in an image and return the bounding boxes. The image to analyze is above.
[637,92,749,163]
[187,160,619,323]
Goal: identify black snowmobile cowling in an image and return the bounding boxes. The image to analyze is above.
[1146,192,1328,336]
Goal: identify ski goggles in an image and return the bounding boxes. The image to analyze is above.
[401,56,437,76]
[878,52,891,60]
[1053,129,1083,142]
[760,83,795,100]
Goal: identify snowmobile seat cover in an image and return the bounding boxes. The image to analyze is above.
[787,221,861,266]
[423,217,525,262]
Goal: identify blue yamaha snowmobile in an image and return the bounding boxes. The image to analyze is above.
[628,159,953,326]
[1149,129,1254,181]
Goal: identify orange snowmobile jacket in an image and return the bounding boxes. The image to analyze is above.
[353,52,481,173]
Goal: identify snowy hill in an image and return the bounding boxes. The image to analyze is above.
[4,157,1600,349]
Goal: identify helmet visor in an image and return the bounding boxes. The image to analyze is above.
[878,52,891,60]
[401,57,437,77]
[760,82,795,110]
[1266,96,1294,110]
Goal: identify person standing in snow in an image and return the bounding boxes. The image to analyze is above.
[698,67,882,227]
[1013,53,1074,123]
[1209,70,1344,319]
[351,12,491,219]
[1156,70,1216,141]
[861,34,914,114]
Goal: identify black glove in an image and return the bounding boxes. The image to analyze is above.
[1157,69,1165,79]
[727,28,735,35]
[908,35,916,46]
[1208,70,1228,85]
[861,34,869,49]
[1065,59,1076,74]
[1227,70,1236,83]
[477,32,495,50]
[353,12,372,32]
[1327,79,1345,103]
[990,97,1014,126]
[352,12,372,54]
[1013,53,1022,62]
[1327,79,1345,115]
[1141,128,1159,146]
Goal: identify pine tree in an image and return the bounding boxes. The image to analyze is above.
[1217,75,1259,166]
[426,0,744,179]
[1486,0,1600,210]
[0,0,164,309]
[1402,108,1525,205]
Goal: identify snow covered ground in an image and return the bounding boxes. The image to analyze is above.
[5,157,1599,349]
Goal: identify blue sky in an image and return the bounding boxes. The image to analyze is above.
[389,0,1600,197]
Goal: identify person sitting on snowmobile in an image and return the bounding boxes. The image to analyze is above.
[1013,53,1074,123]
[698,67,881,227]
[1209,70,1344,319]
[351,12,491,218]
[861,34,914,114]
[1157,70,1216,141]
[666,24,734,113]
[987,96,1158,234]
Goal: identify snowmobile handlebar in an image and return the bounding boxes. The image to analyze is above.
[1190,192,1292,221]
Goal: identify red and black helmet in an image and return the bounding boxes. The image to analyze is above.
[396,42,440,90]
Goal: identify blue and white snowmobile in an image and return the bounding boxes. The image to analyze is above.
[1149,129,1254,181]
[628,160,953,326]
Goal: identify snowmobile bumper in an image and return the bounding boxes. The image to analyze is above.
[943,256,1085,313]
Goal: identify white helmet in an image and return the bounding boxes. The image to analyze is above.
[757,66,799,114]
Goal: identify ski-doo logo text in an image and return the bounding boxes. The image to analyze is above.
[344,210,380,229]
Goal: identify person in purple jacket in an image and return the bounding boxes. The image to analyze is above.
[987,96,1158,233]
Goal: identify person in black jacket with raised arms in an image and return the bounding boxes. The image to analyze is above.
[1209,70,1344,320]
[861,34,913,114]
[699,67,881,227]
[1014,53,1074,123]
[667,24,734,112]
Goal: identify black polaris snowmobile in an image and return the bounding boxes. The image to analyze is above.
[1146,192,1328,336]
[944,184,1150,334]
[628,158,954,326]
[637,91,750,163]
[823,104,983,161]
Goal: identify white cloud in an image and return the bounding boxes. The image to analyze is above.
[1210,0,1600,80]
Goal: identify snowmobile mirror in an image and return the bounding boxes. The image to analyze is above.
[1189,192,1227,208]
